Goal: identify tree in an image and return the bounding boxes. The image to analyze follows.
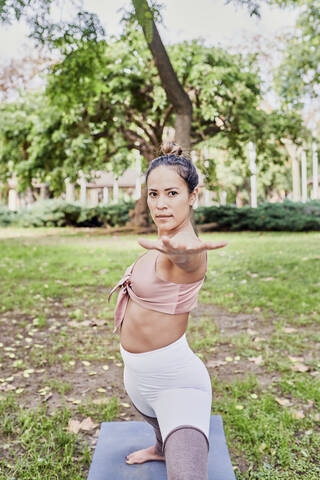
[0,29,303,199]
[0,0,307,221]
[132,0,192,151]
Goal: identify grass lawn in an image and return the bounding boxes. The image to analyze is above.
[0,228,319,479]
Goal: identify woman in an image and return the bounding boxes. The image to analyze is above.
[108,142,227,480]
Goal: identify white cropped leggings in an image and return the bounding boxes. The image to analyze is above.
[120,333,212,456]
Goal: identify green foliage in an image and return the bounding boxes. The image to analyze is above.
[76,201,135,228]
[0,29,304,197]
[2,199,320,231]
[0,205,16,225]
[274,0,320,104]
[194,200,320,231]
[0,199,135,228]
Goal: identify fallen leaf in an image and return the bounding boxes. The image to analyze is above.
[275,397,291,407]
[67,419,81,434]
[68,321,83,328]
[290,409,305,419]
[91,319,106,327]
[42,393,53,402]
[65,397,81,404]
[97,387,106,393]
[2,384,16,391]
[247,329,258,335]
[283,327,297,333]
[102,365,109,371]
[291,363,310,372]
[288,356,304,363]
[79,417,98,431]
[93,398,110,405]
[248,355,264,365]
[253,337,264,342]
[120,402,130,408]
[206,359,227,368]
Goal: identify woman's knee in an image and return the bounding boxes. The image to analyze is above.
[164,426,209,480]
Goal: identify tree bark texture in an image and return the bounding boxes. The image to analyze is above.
[133,0,192,153]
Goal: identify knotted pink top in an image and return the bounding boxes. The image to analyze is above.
[108,250,207,334]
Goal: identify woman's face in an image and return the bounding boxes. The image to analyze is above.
[147,166,198,236]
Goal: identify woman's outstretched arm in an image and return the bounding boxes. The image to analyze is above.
[137,234,227,273]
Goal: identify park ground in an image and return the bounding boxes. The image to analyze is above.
[0,228,319,479]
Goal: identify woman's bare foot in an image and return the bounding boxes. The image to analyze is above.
[125,445,165,464]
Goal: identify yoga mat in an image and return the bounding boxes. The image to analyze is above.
[87,415,236,480]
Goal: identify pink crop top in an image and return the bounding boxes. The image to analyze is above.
[107,249,207,334]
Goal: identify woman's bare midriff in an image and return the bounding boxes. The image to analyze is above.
[119,249,206,353]
[119,298,189,353]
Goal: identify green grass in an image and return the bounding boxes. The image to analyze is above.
[0,228,319,479]
[0,394,119,480]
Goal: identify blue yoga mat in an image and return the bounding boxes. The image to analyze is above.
[87,415,236,480]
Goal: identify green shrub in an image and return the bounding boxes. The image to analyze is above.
[194,200,320,231]
[2,199,320,231]
[76,201,135,227]
[0,199,135,228]
[0,206,17,226]
[14,200,82,227]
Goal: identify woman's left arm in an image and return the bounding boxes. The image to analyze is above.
[138,235,227,273]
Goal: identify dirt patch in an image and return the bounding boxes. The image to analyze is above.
[1,301,279,416]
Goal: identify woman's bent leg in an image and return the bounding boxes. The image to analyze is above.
[131,401,164,456]
[164,426,209,480]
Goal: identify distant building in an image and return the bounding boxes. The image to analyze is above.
[2,166,219,211]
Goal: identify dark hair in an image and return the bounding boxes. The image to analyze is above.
[145,142,199,236]
[145,142,199,194]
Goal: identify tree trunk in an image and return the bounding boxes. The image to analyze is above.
[129,1,193,227]
[174,113,191,153]
[127,183,150,228]
[133,0,192,154]
[127,148,155,228]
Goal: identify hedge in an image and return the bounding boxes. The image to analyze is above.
[0,199,135,228]
[194,200,320,231]
[1,199,320,231]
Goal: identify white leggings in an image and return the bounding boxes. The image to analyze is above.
[120,333,212,450]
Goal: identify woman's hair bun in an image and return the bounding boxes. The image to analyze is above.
[161,141,183,156]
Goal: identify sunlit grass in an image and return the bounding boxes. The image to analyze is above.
[0,228,319,479]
